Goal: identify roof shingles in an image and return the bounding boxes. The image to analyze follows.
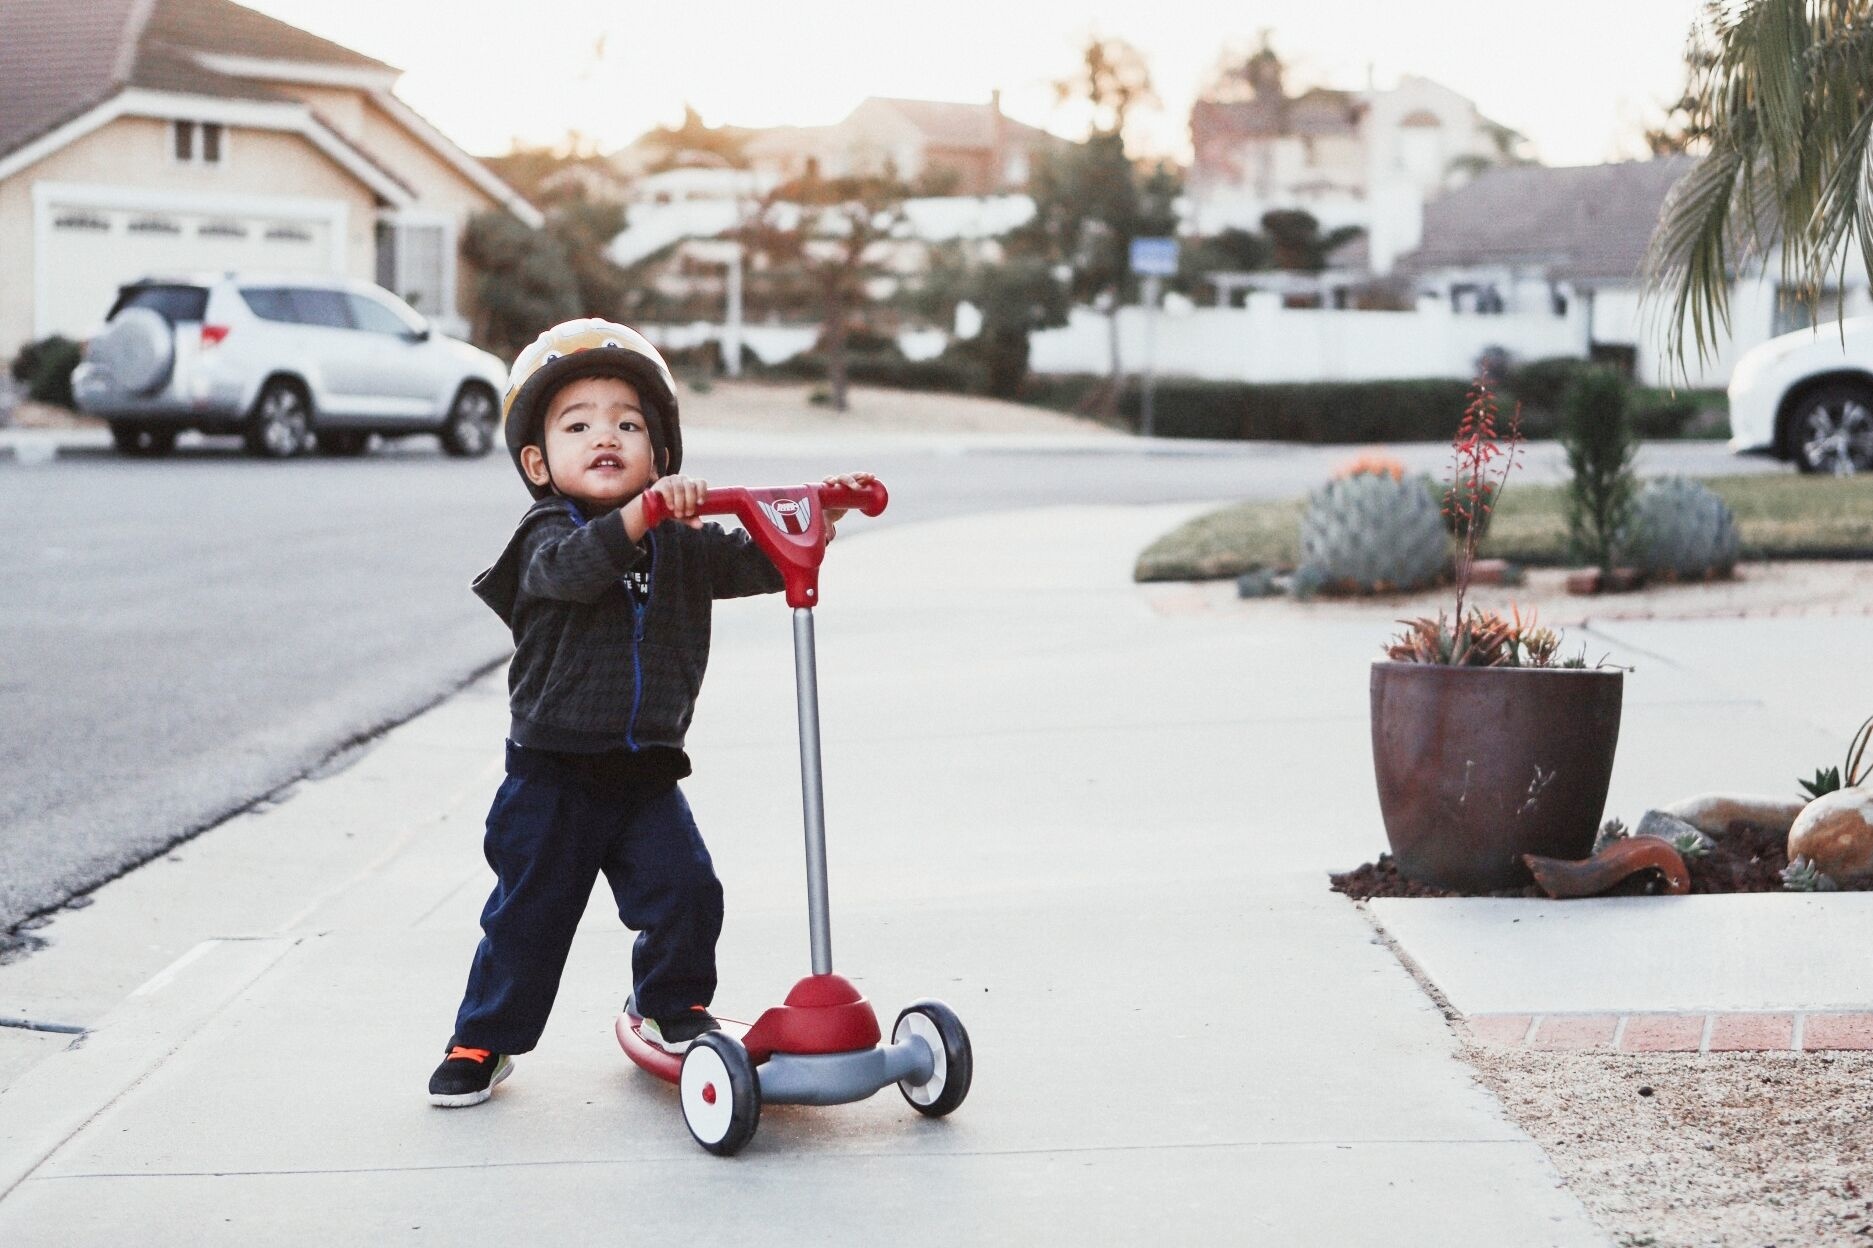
[1404,156,1698,283]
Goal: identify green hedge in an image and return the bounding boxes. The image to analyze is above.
[1019,374,1478,442]
[9,335,82,408]
[1019,365,1721,443]
[767,349,988,395]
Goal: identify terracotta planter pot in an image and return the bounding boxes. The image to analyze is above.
[1370,661,1625,892]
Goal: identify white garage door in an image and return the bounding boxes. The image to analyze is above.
[41,203,339,337]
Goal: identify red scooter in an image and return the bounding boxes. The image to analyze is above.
[618,477,971,1156]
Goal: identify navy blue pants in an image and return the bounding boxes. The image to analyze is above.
[451,743,724,1054]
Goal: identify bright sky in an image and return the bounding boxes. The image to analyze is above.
[247,0,1710,166]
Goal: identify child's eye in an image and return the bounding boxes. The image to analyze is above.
[621,421,641,433]
[567,421,588,433]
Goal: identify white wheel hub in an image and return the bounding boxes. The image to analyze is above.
[679,1044,734,1144]
[893,1011,947,1106]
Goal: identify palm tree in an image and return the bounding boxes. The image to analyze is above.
[1643,0,1873,375]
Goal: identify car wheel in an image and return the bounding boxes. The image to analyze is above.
[247,381,310,459]
[1786,382,1873,475]
[108,422,177,457]
[440,385,498,458]
[315,430,371,457]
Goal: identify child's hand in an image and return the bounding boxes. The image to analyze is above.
[821,472,875,543]
[648,474,708,528]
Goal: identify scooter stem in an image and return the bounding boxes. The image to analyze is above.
[792,606,834,975]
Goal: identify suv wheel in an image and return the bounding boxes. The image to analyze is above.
[1786,381,1873,475]
[440,385,498,458]
[109,422,177,457]
[315,430,371,457]
[247,381,310,459]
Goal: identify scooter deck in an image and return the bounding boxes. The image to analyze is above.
[615,1011,751,1085]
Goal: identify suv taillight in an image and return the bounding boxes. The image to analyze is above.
[201,324,230,348]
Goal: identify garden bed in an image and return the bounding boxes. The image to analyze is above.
[1136,474,1873,582]
[1330,820,1872,900]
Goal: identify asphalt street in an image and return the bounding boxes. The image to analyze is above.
[0,432,1783,931]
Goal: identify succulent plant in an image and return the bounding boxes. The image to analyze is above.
[1800,765,1843,802]
[1781,855,1841,892]
[1665,826,1715,859]
[1298,472,1450,594]
[1593,818,1630,855]
[1623,477,1740,580]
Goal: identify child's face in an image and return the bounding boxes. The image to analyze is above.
[521,376,657,510]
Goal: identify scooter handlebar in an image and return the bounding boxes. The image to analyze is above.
[638,478,888,530]
[637,478,888,608]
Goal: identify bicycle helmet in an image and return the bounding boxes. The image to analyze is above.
[502,319,682,499]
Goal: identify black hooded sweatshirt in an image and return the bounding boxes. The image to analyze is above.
[472,495,783,779]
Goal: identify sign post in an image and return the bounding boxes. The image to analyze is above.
[1128,237,1178,438]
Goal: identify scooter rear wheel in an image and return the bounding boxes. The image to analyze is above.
[893,1000,972,1117]
[680,1032,761,1155]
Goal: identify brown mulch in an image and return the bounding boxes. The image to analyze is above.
[1329,820,1871,900]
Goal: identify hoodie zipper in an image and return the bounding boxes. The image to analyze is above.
[564,501,654,751]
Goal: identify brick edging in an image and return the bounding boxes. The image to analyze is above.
[1467,1011,1873,1053]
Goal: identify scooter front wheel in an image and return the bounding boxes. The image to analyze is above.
[893,1000,972,1117]
[680,1032,761,1155]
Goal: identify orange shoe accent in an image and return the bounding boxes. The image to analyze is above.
[448,1046,492,1063]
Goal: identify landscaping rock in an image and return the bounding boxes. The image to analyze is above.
[1662,793,1806,839]
[1235,567,1279,599]
[1565,568,1603,595]
[1636,809,1703,844]
[1786,786,1873,883]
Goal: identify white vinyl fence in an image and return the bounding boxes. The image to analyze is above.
[1027,296,1591,384]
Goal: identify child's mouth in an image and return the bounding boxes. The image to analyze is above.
[589,455,623,471]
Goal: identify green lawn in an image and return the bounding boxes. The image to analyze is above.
[1135,474,1873,582]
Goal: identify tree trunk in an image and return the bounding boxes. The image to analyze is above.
[1102,298,1123,426]
[826,298,849,413]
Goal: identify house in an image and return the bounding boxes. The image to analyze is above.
[0,0,541,358]
[742,94,1059,195]
[1188,61,1517,275]
[1398,156,1873,385]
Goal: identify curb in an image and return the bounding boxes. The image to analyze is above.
[0,936,301,1200]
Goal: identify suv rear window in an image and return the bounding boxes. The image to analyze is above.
[109,284,209,324]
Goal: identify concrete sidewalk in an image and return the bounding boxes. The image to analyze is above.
[0,502,1615,1245]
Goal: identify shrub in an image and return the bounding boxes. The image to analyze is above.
[769,349,987,395]
[1114,378,1478,442]
[9,335,82,408]
[1559,366,1639,572]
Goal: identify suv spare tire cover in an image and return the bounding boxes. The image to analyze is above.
[91,307,175,395]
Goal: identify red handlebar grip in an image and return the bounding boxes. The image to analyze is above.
[638,489,671,530]
[819,478,889,517]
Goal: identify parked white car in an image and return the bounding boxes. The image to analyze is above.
[1727,318,1873,474]
[72,273,506,458]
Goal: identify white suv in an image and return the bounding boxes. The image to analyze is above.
[1727,317,1873,474]
[72,273,507,458]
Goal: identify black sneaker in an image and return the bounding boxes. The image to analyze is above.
[638,1005,721,1055]
[428,1043,513,1107]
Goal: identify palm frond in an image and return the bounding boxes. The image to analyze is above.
[1644,1,1873,379]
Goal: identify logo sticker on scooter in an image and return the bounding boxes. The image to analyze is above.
[758,496,813,536]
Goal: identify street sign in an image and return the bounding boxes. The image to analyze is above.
[1129,236,1179,277]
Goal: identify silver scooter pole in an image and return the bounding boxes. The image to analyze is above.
[791,606,834,975]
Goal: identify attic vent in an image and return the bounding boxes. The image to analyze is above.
[54,213,110,232]
[128,216,182,235]
[264,225,314,243]
[199,221,248,239]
